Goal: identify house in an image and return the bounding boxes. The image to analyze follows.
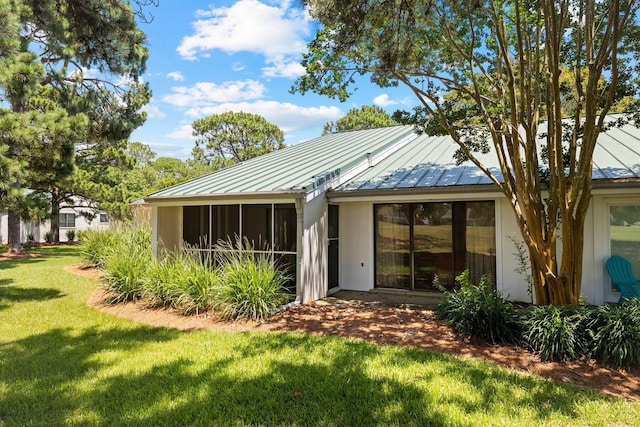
[0,201,111,244]
[144,122,640,305]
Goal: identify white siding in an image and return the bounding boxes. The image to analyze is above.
[1,207,110,244]
[300,195,327,303]
[496,198,534,303]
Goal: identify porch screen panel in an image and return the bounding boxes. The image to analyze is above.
[274,204,297,252]
[183,206,210,246]
[464,201,496,284]
[211,205,239,246]
[375,204,410,289]
[274,204,298,294]
[610,205,640,278]
[414,203,454,290]
[242,204,272,249]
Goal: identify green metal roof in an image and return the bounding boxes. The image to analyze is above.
[145,126,416,201]
[337,120,640,193]
[146,118,640,202]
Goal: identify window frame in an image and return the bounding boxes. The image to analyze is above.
[374,200,496,291]
[606,201,640,300]
[59,213,76,228]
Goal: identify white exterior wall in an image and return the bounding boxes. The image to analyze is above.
[0,207,110,244]
[496,198,533,303]
[336,189,640,305]
[300,195,327,303]
[0,213,6,243]
[154,206,182,256]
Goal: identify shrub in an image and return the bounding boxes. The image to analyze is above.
[213,238,290,321]
[99,226,152,304]
[44,231,53,243]
[143,250,218,314]
[142,257,185,308]
[66,229,76,242]
[435,271,521,344]
[79,229,119,268]
[521,305,588,361]
[587,299,640,368]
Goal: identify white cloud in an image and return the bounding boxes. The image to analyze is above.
[162,80,266,107]
[142,104,166,120]
[185,100,343,132]
[262,56,305,78]
[373,94,398,107]
[231,62,246,72]
[167,71,185,81]
[177,0,311,78]
[166,122,195,140]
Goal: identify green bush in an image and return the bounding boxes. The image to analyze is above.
[142,257,185,308]
[435,271,521,344]
[143,250,218,314]
[66,229,76,242]
[587,299,640,368]
[79,228,120,268]
[98,226,152,304]
[521,305,588,361]
[214,238,290,321]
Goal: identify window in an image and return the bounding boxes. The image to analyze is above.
[375,201,496,291]
[181,203,298,295]
[99,213,109,223]
[609,204,640,279]
[59,213,76,228]
[183,206,210,247]
[242,204,272,248]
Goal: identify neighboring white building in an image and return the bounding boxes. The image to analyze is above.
[144,122,640,305]
[0,202,111,244]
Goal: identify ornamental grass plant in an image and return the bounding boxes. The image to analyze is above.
[587,299,640,367]
[213,238,290,321]
[520,305,589,362]
[435,271,521,344]
[101,227,152,304]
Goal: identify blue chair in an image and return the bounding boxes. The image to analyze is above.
[605,255,640,304]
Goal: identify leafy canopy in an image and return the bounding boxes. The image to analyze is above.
[322,105,397,135]
[192,111,286,163]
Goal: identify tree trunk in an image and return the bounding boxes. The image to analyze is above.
[50,188,60,243]
[7,208,21,253]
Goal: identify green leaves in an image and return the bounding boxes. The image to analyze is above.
[435,271,522,344]
[322,105,397,135]
[192,111,286,163]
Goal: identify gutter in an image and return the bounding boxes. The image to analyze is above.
[328,183,503,200]
[144,190,306,205]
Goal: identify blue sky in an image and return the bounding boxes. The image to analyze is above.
[130,0,418,159]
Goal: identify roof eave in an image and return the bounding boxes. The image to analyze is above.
[144,189,306,205]
[328,183,502,200]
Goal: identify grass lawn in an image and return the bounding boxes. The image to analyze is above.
[1,247,638,426]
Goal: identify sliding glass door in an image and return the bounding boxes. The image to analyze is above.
[375,201,496,291]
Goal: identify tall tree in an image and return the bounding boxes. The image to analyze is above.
[295,0,640,305]
[192,111,286,164]
[323,105,397,134]
[0,0,151,248]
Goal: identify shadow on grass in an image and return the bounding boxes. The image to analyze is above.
[0,284,64,311]
[0,326,622,426]
[0,325,179,425]
[0,256,47,271]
